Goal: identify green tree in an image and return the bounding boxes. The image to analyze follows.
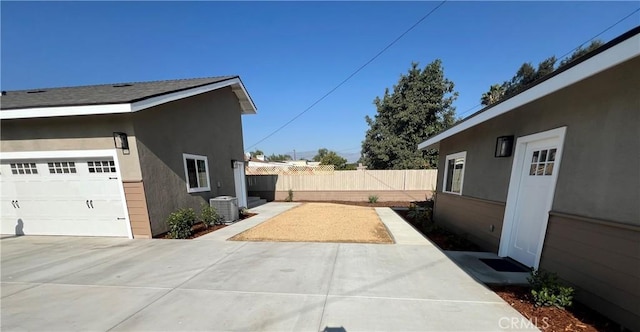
[480,39,606,106]
[313,148,347,170]
[482,56,557,106]
[249,150,264,158]
[481,84,505,106]
[559,40,604,67]
[361,60,457,169]
[266,154,292,162]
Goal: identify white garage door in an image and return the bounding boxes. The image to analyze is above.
[1,157,131,237]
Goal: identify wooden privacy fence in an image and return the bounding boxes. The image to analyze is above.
[247,169,437,192]
[245,165,334,175]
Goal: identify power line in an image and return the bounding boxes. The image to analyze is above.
[463,7,639,122]
[457,103,482,119]
[558,7,640,62]
[246,1,448,150]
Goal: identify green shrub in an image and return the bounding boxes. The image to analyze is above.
[167,208,196,239]
[239,207,249,218]
[407,203,433,231]
[200,203,220,228]
[368,195,379,203]
[527,269,574,309]
[285,189,294,202]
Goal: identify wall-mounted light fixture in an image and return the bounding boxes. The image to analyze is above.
[113,132,129,150]
[495,135,514,158]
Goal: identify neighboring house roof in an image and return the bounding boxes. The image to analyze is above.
[418,26,640,150]
[0,76,257,119]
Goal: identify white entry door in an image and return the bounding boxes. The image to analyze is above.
[0,154,131,237]
[233,161,247,208]
[499,127,566,268]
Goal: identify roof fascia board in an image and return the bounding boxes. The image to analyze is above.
[0,104,132,120]
[131,77,248,112]
[418,33,640,150]
[1,77,257,120]
[231,78,258,114]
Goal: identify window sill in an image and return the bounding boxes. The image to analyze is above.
[187,187,211,193]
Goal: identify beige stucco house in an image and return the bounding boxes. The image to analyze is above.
[1,76,256,239]
[419,27,639,330]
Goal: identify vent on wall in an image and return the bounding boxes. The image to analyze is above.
[112,84,132,88]
[26,90,46,94]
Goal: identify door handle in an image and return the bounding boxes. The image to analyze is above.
[14,200,20,208]
[89,200,94,209]
[11,200,16,208]
[86,200,91,208]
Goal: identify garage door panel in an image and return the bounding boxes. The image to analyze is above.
[16,219,131,237]
[1,157,130,238]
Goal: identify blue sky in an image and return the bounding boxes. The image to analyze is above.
[2,2,638,161]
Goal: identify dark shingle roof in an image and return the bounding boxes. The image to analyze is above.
[0,76,237,110]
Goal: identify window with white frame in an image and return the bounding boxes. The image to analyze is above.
[443,151,466,194]
[182,153,210,193]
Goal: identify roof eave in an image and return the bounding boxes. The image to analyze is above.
[0,77,257,120]
[418,29,640,151]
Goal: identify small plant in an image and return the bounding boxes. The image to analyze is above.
[285,189,294,202]
[368,195,379,203]
[407,202,433,227]
[528,269,574,309]
[167,208,196,239]
[200,203,220,229]
[239,207,249,219]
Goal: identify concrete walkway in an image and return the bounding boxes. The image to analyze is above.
[0,203,537,331]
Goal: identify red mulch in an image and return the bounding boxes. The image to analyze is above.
[156,213,257,239]
[491,286,622,332]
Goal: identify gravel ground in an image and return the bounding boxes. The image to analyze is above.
[229,203,394,244]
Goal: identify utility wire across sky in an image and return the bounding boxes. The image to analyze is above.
[246,1,448,150]
[457,6,640,121]
[248,3,639,151]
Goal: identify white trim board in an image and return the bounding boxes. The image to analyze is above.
[418,33,640,150]
[498,127,567,269]
[1,78,257,120]
[0,149,134,239]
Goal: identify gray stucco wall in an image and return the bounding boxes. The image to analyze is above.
[132,87,246,235]
[0,114,143,181]
[433,55,640,330]
[437,55,640,225]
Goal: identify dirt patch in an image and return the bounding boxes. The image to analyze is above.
[492,286,622,332]
[229,203,394,244]
[276,200,411,208]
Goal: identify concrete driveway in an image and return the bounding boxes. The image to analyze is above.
[1,203,536,331]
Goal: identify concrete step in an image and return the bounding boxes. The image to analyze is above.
[247,197,267,209]
[247,196,262,203]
